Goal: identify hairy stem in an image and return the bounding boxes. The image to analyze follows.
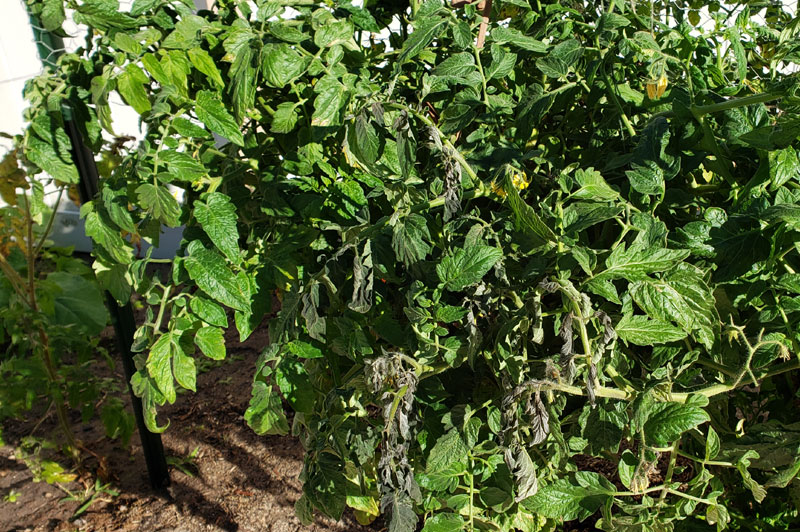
[152,284,173,334]
[33,185,64,257]
[22,193,78,461]
[658,441,680,507]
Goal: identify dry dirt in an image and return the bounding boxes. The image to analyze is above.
[0,317,381,532]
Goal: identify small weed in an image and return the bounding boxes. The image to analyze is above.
[61,479,119,519]
[167,446,200,477]
[3,489,21,503]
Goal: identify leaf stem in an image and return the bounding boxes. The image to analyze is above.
[33,185,64,257]
[0,253,30,302]
[676,450,735,468]
[658,441,680,509]
[613,485,666,497]
[695,357,737,377]
[152,284,173,334]
[666,488,713,505]
[22,192,79,461]
[473,46,490,108]
[468,455,475,531]
[600,52,636,138]
[652,91,782,120]
[692,92,781,117]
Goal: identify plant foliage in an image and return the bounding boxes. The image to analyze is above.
[0,139,133,454]
[17,0,800,529]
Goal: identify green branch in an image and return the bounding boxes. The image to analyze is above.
[653,91,782,120]
[692,92,781,117]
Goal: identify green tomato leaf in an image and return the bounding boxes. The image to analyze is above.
[523,472,613,522]
[618,450,638,490]
[347,114,382,167]
[312,75,348,127]
[275,357,314,413]
[285,340,324,359]
[314,20,354,48]
[188,47,224,89]
[40,0,66,31]
[116,64,151,114]
[195,90,244,146]
[82,208,133,264]
[25,127,79,184]
[47,272,110,335]
[306,452,347,520]
[171,117,212,138]
[395,16,448,71]
[194,192,240,264]
[630,263,718,349]
[436,245,502,292]
[184,242,250,312]
[615,314,688,345]
[147,333,178,404]
[74,0,139,30]
[706,426,720,461]
[580,400,628,454]
[261,43,307,88]
[245,381,289,435]
[427,429,468,473]
[642,402,710,446]
[593,245,689,282]
[392,214,432,267]
[490,26,547,52]
[503,174,558,246]
[570,167,619,201]
[195,326,226,360]
[135,183,181,227]
[271,102,299,134]
[189,296,228,327]
[421,513,465,532]
[159,150,206,181]
[172,347,197,392]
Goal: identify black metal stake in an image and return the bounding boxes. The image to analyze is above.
[64,119,170,489]
[26,11,170,489]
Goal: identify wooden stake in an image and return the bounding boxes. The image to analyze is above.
[451,0,493,49]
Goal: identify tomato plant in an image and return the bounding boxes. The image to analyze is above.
[17,0,800,530]
[0,139,133,456]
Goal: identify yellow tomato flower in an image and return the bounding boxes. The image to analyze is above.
[492,172,529,198]
[512,172,530,191]
[491,179,507,198]
[646,73,668,100]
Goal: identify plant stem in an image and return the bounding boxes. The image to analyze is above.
[21,193,79,461]
[473,46,490,108]
[526,349,798,404]
[666,488,713,505]
[468,455,475,532]
[0,253,30,302]
[676,450,734,468]
[600,53,637,138]
[658,441,680,508]
[652,91,782,120]
[33,185,64,257]
[695,357,737,377]
[152,284,173,334]
[692,92,781,117]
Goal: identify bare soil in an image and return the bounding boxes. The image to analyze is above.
[0,317,379,532]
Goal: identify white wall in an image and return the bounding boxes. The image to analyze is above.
[0,2,42,150]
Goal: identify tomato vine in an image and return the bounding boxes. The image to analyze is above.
[15,0,800,530]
